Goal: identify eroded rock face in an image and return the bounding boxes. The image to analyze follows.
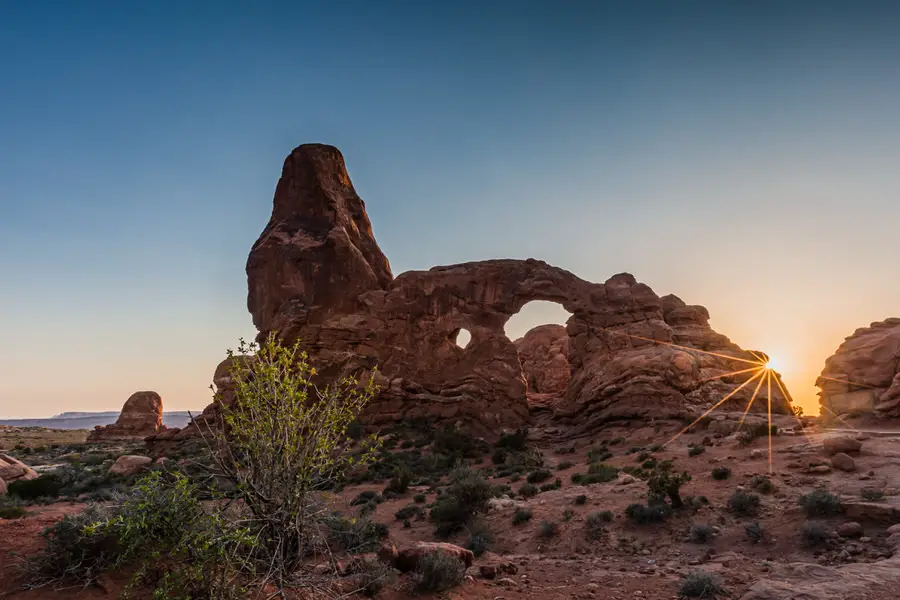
[240,144,792,436]
[515,324,570,409]
[88,391,165,441]
[817,319,900,419]
[0,453,38,494]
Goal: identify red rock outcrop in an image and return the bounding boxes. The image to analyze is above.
[237,143,793,436]
[817,318,900,419]
[88,391,166,441]
[0,453,38,495]
[514,324,570,410]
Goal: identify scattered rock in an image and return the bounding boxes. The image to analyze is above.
[0,453,39,486]
[822,435,862,456]
[830,453,857,472]
[108,455,153,477]
[808,465,832,475]
[393,542,474,573]
[836,522,864,538]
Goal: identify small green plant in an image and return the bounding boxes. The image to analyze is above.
[538,520,559,538]
[647,467,692,508]
[688,445,705,457]
[585,511,612,540]
[563,508,575,521]
[465,519,493,557]
[395,504,425,521]
[689,523,715,543]
[413,493,427,503]
[557,461,574,471]
[574,494,587,505]
[512,508,533,526]
[351,490,382,506]
[6,473,65,501]
[412,551,465,594]
[745,521,765,544]
[728,490,761,517]
[801,521,831,548]
[429,467,493,537]
[540,478,562,492]
[0,505,27,519]
[711,467,731,481]
[799,489,843,517]
[679,571,726,598]
[496,429,529,452]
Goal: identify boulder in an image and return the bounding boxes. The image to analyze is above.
[836,522,864,538]
[88,391,166,441]
[393,542,474,573]
[830,452,856,472]
[108,455,153,477]
[817,318,900,419]
[822,435,862,456]
[0,453,38,484]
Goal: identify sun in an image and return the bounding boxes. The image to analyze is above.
[764,356,782,373]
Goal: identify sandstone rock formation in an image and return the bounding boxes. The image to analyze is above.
[0,453,38,495]
[237,143,793,436]
[817,318,900,419]
[108,455,153,477]
[514,324,570,410]
[88,391,166,441]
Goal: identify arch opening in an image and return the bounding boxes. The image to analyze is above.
[505,301,574,410]
[451,327,472,349]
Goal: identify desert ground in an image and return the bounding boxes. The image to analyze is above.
[3,413,900,600]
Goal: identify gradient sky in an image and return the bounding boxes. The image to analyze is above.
[2,1,899,418]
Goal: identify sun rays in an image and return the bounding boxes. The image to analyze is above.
[602,327,805,475]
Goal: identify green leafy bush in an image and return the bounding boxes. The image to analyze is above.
[711,467,731,481]
[512,508,533,526]
[647,467,692,508]
[750,475,776,494]
[519,483,539,498]
[429,467,492,537]
[526,469,552,484]
[574,494,587,505]
[688,445,705,457]
[7,473,64,501]
[557,461,574,471]
[625,503,670,524]
[538,520,558,538]
[689,523,715,543]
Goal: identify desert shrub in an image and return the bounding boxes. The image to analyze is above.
[642,458,658,469]
[679,571,726,598]
[802,521,831,548]
[625,503,670,524]
[491,448,507,465]
[647,467,692,508]
[383,468,411,496]
[861,488,885,501]
[587,446,613,462]
[728,490,761,517]
[196,336,381,591]
[745,521,765,544]
[540,478,562,492]
[355,559,396,597]
[689,523,715,543]
[526,469,552,484]
[563,508,575,521]
[351,490,382,506]
[519,483,539,498]
[711,467,731,481]
[574,494,587,505]
[799,489,844,517]
[512,508,533,525]
[557,461,574,471]
[688,445,705,457]
[465,519,493,557]
[412,551,465,594]
[413,493,427,503]
[395,504,425,521]
[750,475,776,494]
[496,429,529,452]
[432,426,484,461]
[429,467,492,537]
[326,515,389,552]
[538,520,558,538]
[585,511,612,540]
[27,504,121,586]
[7,473,64,501]
[0,505,27,519]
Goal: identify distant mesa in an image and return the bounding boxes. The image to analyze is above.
[87,391,167,441]
[191,142,795,438]
[818,318,900,420]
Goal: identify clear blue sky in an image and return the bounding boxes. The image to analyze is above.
[2,1,899,417]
